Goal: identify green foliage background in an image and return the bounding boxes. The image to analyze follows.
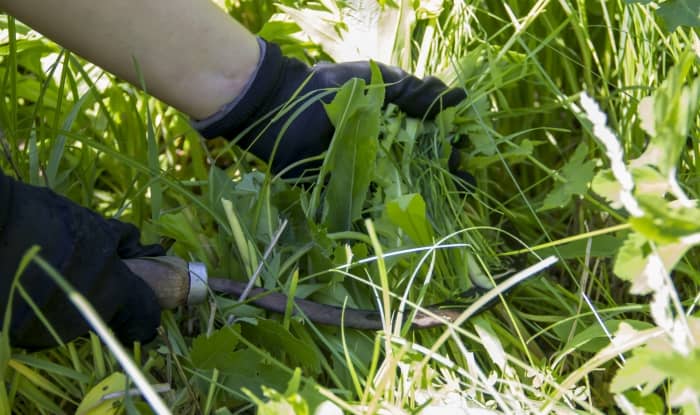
[1,0,699,413]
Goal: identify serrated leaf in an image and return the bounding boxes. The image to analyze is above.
[189,327,240,371]
[541,143,595,210]
[241,320,321,375]
[221,349,291,399]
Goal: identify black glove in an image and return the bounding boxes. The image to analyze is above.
[0,170,165,349]
[195,38,466,177]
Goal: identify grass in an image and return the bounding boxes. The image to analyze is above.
[1,0,700,413]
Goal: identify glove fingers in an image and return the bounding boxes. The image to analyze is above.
[0,172,162,349]
[321,61,466,119]
[375,63,466,118]
[107,219,166,259]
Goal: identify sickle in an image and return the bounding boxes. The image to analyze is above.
[124,256,487,330]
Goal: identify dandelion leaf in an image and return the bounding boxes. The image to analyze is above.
[241,320,322,375]
[221,349,291,399]
[189,327,241,371]
[541,143,595,210]
[322,65,383,232]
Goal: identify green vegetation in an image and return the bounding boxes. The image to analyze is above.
[1,0,700,413]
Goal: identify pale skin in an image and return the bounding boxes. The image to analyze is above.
[0,0,260,120]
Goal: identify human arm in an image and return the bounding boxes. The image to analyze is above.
[0,0,259,119]
[0,0,465,177]
[0,0,465,347]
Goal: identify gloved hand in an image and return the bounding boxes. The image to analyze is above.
[0,170,165,349]
[195,38,466,177]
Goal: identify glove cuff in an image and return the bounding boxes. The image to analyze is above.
[193,37,282,139]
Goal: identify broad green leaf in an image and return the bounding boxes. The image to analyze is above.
[250,369,310,415]
[322,72,382,232]
[634,53,700,175]
[624,390,665,415]
[221,349,290,399]
[537,235,623,259]
[566,319,654,353]
[374,153,403,200]
[75,373,126,415]
[241,319,321,375]
[630,166,668,197]
[470,131,497,156]
[385,193,434,245]
[610,347,667,394]
[657,0,700,31]
[540,143,595,211]
[650,349,700,391]
[467,139,536,169]
[189,327,240,372]
[626,0,700,31]
[155,211,208,262]
[592,166,668,207]
[591,169,622,208]
[614,231,689,294]
[613,232,648,283]
[632,195,700,242]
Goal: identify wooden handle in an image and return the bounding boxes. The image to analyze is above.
[124,256,191,309]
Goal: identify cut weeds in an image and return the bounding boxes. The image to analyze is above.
[1,0,700,414]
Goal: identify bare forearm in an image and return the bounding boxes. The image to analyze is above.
[0,0,259,119]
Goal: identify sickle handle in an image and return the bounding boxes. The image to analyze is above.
[123,256,208,308]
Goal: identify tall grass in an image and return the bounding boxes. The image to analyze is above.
[1,0,699,413]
